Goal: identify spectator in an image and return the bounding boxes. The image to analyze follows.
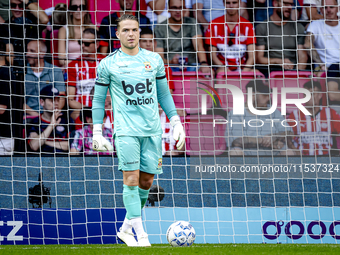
[99,0,151,54]
[205,0,256,74]
[288,80,340,155]
[70,107,114,155]
[52,3,67,28]
[255,0,308,76]
[254,0,274,23]
[145,0,192,25]
[227,80,297,156]
[10,0,49,24]
[58,0,95,67]
[24,40,65,117]
[42,3,68,55]
[154,0,211,73]
[0,0,49,64]
[0,0,9,23]
[193,0,248,32]
[304,0,340,76]
[326,64,340,114]
[301,0,324,22]
[254,0,301,24]
[145,0,167,25]
[0,40,13,155]
[44,3,67,33]
[67,28,104,121]
[27,85,70,154]
[139,27,157,52]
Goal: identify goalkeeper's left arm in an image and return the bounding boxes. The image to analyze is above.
[92,60,113,152]
[156,74,185,150]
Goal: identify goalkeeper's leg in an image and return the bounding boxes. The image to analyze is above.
[139,172,154,209]
[134,172,154,247]
[115,136,142,246]
[118,172,140,246]
[120,170,151,246]
[120,173,152,244]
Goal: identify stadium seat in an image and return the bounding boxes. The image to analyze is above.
[88,0,118,25]
[171,72,214,114]
[269,71,313,114]
[184,115,227,156]
[215,71,265,113]
[39,0,66,11]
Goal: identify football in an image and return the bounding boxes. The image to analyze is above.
[166,221,196,247]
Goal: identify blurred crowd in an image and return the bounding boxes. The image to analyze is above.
[0,0,340,156]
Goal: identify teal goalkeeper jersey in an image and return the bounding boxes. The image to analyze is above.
[94,48,177,137]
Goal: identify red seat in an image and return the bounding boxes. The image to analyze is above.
[38,0,66,10]
[172,72,214,114]
[215,71,265,113]
[184,115,226,156]
[87,0,118,25]
[269,71,313,114]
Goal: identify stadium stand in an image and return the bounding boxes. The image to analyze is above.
[1,0,340,246]
[0,0,337,156]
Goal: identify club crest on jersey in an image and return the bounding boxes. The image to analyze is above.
[144,61,152,71]
[157,158,162,168]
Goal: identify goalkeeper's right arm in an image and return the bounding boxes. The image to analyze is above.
[92,84,113,152]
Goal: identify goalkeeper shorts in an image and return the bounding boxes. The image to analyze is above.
[115,135,163,175]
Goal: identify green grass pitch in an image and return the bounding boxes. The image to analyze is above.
[0,244,340,255]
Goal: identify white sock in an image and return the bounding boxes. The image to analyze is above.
[130,217,145,237]
[121,217,132,232]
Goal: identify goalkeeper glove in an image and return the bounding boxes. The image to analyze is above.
[93,124,114,152]
[170,115,185,150]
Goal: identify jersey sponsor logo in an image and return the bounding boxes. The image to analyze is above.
[122,79,152,95]
[126,96,154,105]
[300,131,330,144]
[122,79,155,105]
[217,43,247,59]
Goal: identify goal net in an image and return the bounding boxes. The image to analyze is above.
[0,0,339,245]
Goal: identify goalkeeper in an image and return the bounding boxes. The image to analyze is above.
[92,14,185,247]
